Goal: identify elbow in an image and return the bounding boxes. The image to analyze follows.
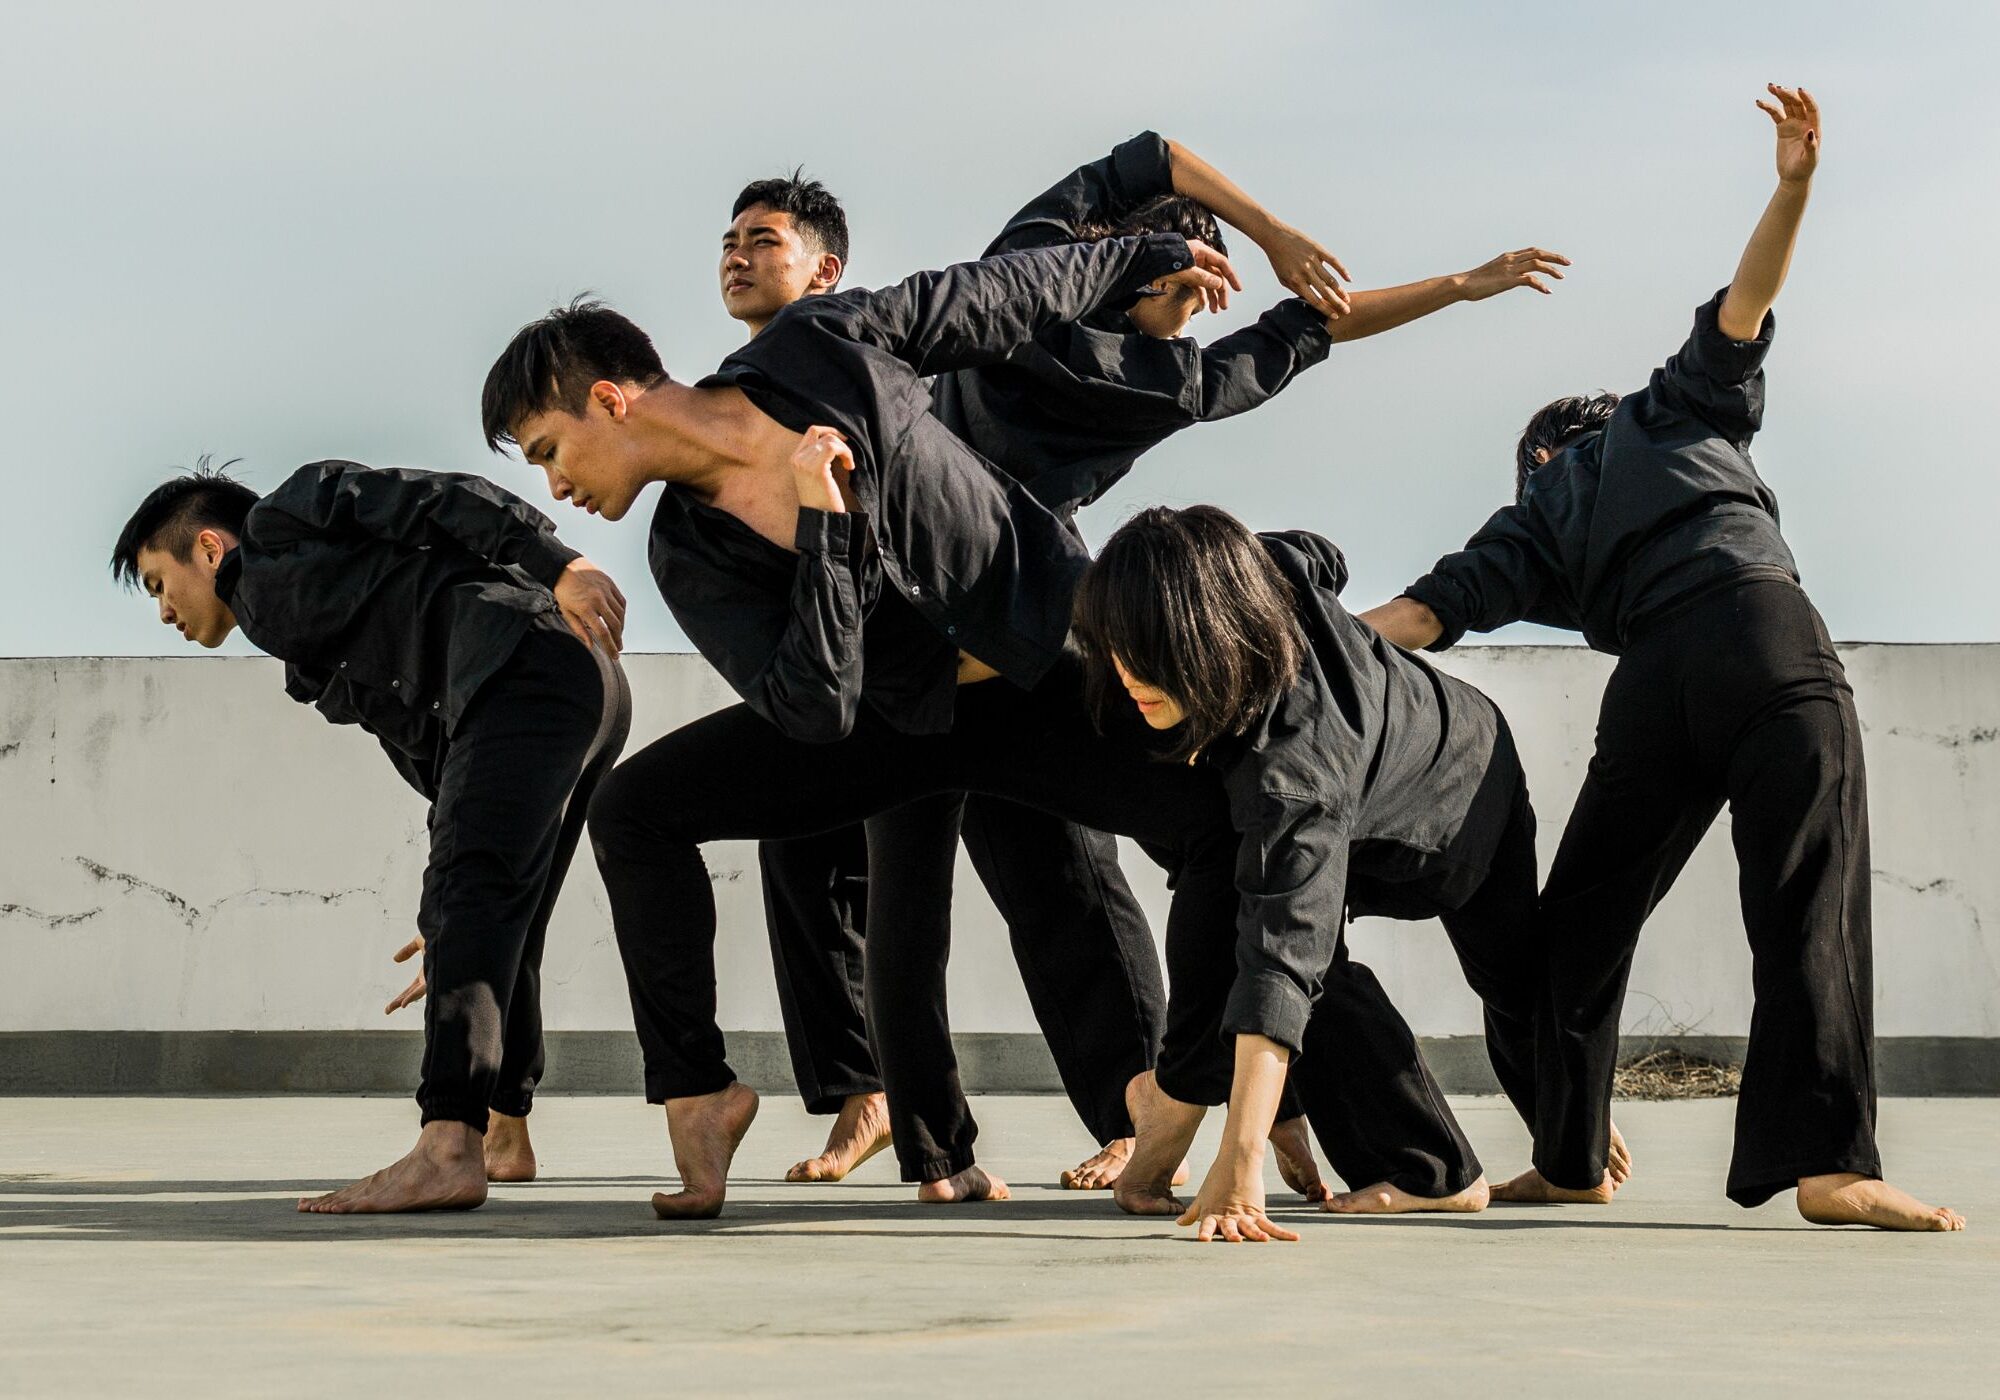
[775,704,856,746]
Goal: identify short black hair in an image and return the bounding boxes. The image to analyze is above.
[110,457,259,590]
[732,169,850,268]
[1072,504,1303,763]
[482,295,670,452]
[1516,392,1620,500]
[1078,193,1228,258]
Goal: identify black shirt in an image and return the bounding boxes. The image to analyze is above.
[215,460,578,796]
[928,131,1333,516]
[1404,290,1795,655]
[1213,531,1513,1053]
[650,233,1198,742]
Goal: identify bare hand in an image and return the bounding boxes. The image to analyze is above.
[1157,239,1244,315]
[1259,222,1351,317]
[1461,247,1572,301]
[554,557,627,659]
[791,426,856,515]
[1176,1150,1301,1243]
[1755,83,1820,184]
[384,935,426,1015]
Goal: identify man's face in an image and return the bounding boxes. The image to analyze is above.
[1112,655,1188,731]
[719,205,839,328]
[515,385,652,522]
[136,531,237,648]
[1126,281,1204,340]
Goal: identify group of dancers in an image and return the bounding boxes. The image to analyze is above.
[110,86,1966,1236]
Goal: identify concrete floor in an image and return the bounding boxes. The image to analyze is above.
[2,1095,1995,1398]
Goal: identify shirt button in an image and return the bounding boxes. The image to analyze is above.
[945,626,957,636]
[339,661,349,670]
[431,701,441,711]
[910,584,921,596]
[391,680,401,689]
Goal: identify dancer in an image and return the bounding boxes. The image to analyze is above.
[484,231,1243,1213]
[1362,87,1962,1231]
[1071,504,1558,1240]
[110,461,630,1212]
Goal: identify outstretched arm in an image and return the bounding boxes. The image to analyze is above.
[1166,138,1351,317]
[1718,84,1820,340]
[1358,596,1444,650]
[1327,247,1570,344]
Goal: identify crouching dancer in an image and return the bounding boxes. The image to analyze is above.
[1071,506,1561,1241]
[1363,87,1961,1231]
[110,461,631,1213]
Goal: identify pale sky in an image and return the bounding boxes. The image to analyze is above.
[4,0,1994,657]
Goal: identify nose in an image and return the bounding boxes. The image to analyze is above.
[544,466,570,500]
[725,250,750,271]
[157,600,175,625]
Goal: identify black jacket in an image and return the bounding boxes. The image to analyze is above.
[1213,531,1514,1053]
[1405,290,1796,655]
[216,460,578,797]
[650,233,1198,742]
[928,131,1332,516]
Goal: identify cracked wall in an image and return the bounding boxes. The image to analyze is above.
[2,648,1995,1037]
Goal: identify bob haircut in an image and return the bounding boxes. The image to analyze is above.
[1072,503,1303,763]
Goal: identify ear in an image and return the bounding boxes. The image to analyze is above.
[193,527,229,569]
[812,253,844,293]
[1532,447,1552,466]
[590,380,632,421]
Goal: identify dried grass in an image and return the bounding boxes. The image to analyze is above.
[1612,1047,1743,1100]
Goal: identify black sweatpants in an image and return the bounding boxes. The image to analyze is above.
[1153,753,1550,1199]
[415,627,632,1129]
[1533,576,1880,1205]
[588,661,1236,1182]
[757,794,1165,1145]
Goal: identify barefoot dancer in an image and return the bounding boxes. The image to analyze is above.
[1363,87,1962,1232]
[109,462,631,1213]
[1070,506,1563,1240]
[729,140,1568,1191]
[483,234,1243,1214]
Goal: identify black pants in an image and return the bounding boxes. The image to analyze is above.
[588,661,1237,1182]
[415,628,631,1129]
[1534,577,1880,1205]
[1154,754,1549,1199]
[758,793,1165,1144]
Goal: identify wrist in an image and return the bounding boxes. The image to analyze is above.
[1446,271,1473,302]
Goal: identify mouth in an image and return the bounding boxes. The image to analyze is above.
[724,278,754,295]
[1132,695,1163,712]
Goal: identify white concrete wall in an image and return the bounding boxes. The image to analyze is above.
[3,646,1995,1038]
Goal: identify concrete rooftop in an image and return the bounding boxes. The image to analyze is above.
[3,1094,1996,1397]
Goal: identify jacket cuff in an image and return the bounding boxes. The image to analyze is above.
[1691,286,1777,376]
[1112,130,1176,204]
[1269,296,1334,363]
[1401,577,1469,652]
[1220,968,1314,1057]
[521,536,581,591]
[794,506,865,559]
[1129,232,1194,290]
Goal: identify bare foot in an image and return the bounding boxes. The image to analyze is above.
[918,1165,1011,1203]
[484,1110,537,1183]
[786,1092,891,1183]
[1489,1166,1614,1205]
[651,1082,760,1220]
[1268,1116,1332,1203]
[1113,1071,1205,1218]
[1608,1121,1633,1187]
[1796,1173,1965,1231]
[1325,1175,1489,1214]
[298,1121,488,1214]
[1062,1138,1191,1190]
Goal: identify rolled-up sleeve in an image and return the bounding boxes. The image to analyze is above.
[1198,298,1332,423]
[1646,288,1776,450]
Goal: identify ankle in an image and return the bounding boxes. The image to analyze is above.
[418,1119,485,1162]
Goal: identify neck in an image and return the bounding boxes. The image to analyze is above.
[740,314,771,338]
[629,380,763,499]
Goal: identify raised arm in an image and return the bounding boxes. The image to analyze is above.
[1327,247,1570,343]
[985,131,1178,256]
[1718,85,1820,340]
[1165,138,1351,317]
[817,234,1235,377]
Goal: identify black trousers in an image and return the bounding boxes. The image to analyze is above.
[1534,576,1880,1205]
[1153,753,1550,1199]
[757,793,1165,1145]
[588,661,1238,1182]
[415,628,631,1129]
